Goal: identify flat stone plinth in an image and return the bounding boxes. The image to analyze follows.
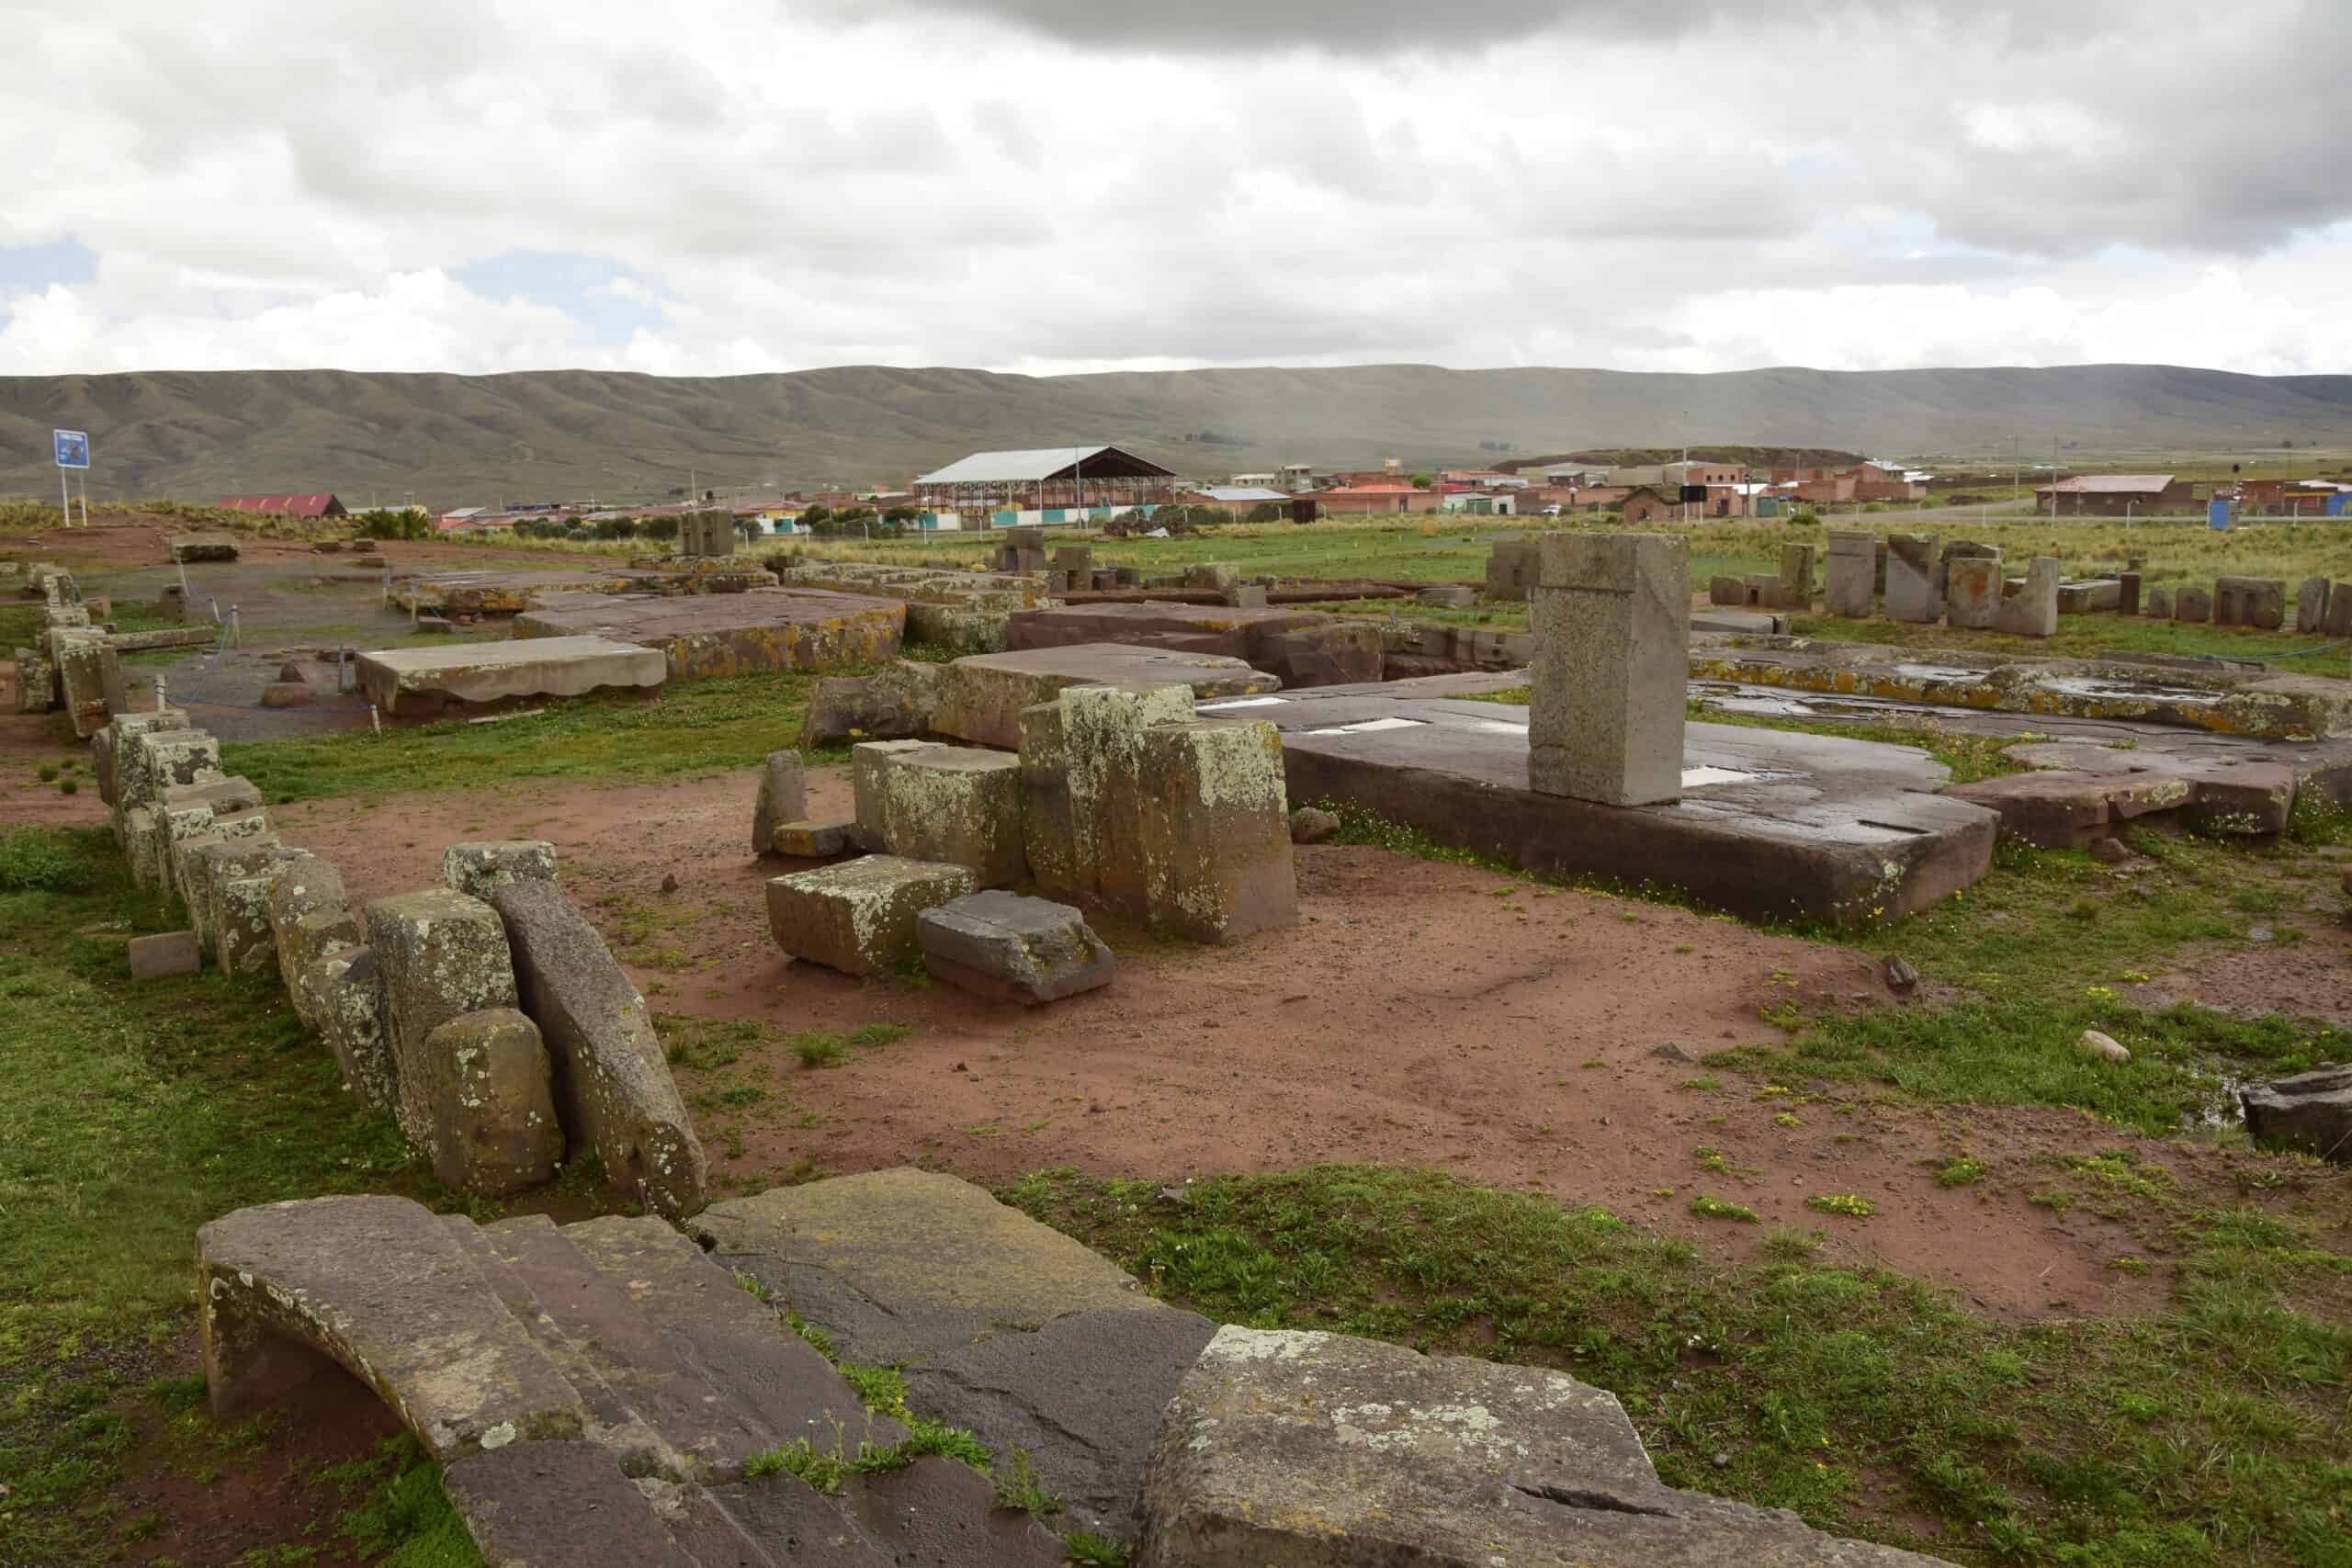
[515,588,905,679]
[932,643,1278,749]
[1203,687,1996,924]
[1006,601,1381,687]
[356,637,666,716]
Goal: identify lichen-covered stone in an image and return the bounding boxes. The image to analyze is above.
[1020,683,1197,916]
[853,740,1026,887]
[183,835,282,957]
[213,858,299,979]
[1137,1326,1951,1568]
[795,659,944,749]
[750,750,808,857]
[764,855,977,976]
[93,710,188,810]
[487,880,708,1220]
[418,1008,563,1197]
[365,889,521,1156]
[302,946,397,1111]
[773,818,855,857]
[1136,719,1295,943]
[51,627,123,738]
[270,855,356,1028]
[917,891,1114,1005]
[441,840,560,902]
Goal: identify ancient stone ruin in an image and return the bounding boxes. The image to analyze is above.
[195,1167,1954,1566]
[86,708,707,1214]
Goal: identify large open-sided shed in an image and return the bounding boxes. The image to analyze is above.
[913,445,1179,523]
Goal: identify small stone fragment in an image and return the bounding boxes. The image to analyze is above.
[916,891,1114,1005]
[1880,954,1919,993]
[2078,1029,2130,1064]
[128,930,201,979]
[773,818,855,857]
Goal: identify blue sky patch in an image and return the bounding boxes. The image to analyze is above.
[452,251,666,344]
[0,238,97,294]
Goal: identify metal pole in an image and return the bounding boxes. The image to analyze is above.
[76,471,89,527]
[61,465,72,528]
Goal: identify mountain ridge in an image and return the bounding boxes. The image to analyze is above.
[4,362,2347,507]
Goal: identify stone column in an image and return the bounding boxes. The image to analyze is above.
[1884,535,1941,622]
[2119,571,2142,617]
[1529,533,1688,807]
[1824,532,1875,617]
[2296,577,2330,634]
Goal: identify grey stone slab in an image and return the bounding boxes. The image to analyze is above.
[765,855,978,976]
[853,741,1027,887]
[691,1167,1162,1367]
[1883,534,1940,622]
[128,930,200,979]
[2240,1065,2352,1163]
[2177,584,2212,622]
[1136,1326,1951,1568]
[442,840,560,903]
[1528,533,1688,807]
[488,879,708,1220]
[364,888,521,1156]
[916,890,1114,1005]
[418,1008,562,1197]
[443,1441,707,1568]
[1995,556,2060,637]
[908,1307,1218,1536]
[356,636,666,716]
[2296,576,2331,634]
[1823,531,1874,617]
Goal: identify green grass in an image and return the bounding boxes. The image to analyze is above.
[220,671,838,804]
[1791,611,2352,674]
[1008,1164,2351,1567]
[0,828,540,1562]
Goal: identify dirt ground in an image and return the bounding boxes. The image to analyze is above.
[251,761,2262,1325]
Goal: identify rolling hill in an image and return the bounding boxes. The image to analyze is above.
[4,363,2349,508]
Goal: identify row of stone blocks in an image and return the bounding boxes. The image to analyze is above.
[11,563,130,734]
[89,711,710,1214]
[757,682,1298,984]
[195,1168,1955,1566]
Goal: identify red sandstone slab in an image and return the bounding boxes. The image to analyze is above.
[514,589,905,679]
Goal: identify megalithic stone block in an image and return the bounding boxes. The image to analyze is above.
[1824,532,1875,617]
[854,741,1027,888]
[2296,576,2330,634]
[486,879,709,1221]
[211,847,307,979]
[440,840,559,903]
[2119,571,2142,617]
[1884,534,1941,622]
[183,834,281,959]
[300,947,396,1111]
[1019,684,1196,915]
[1996,556,2061,637]
[764,855,978,976]
[1135,719,1296,942]
[2176,585,2212,623]
[1528,533,1688,807]
[1775,543,1815,610]
[417,1008,562,1197]
[365,889,521,1159]
[2326,583,2352,637]
[272,855,357,1031]
[1944,554,2005,629]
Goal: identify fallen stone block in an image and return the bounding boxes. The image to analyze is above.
[1136,1325,1952,1568]
[852,740,1026,886]
[764,855,977,976]
[2146,585,2174,618]
[795,658,944,749]
[1995,556,2060,637]
[751,750,808,857]
[418,1008,564,1196]
[692,1167,1163,1366]
[301,947,397,1111]
[2176,585,2212,623]
[916,891,1114,1005]
[270,855,356,1026]
[197,1194,582,1458]
[2240,1066,2352,1164]
[11,644,55,713]
[487,879,708,1220]
[212,852,303,979]
[127,730,224,817]
[51,628,123,737]
[933,643,1278,750]
[1945,770,2193,849]
[260,682,314,708]
[93,710,189,811]
[773,818,854,857]
[442,840,560,902]
[128,931,201,980]
[365,889,522,1157]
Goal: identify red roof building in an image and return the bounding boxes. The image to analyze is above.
[217,493,348,517]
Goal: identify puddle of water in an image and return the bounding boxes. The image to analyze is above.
[1681,766,1757,787]
[1200,695,1289,709]
[2041,677,2221,706]
[1892,662,1990,683]
[1469,718,1527,735]
[1301,716,1428,736]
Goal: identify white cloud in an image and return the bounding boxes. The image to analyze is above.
[0,0,2346,378]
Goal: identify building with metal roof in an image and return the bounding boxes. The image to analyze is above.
[2034,474,2193,516]
[912,445,1179,522]
[217,492,348,517]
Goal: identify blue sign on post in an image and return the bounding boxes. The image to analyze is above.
[2208,498,2232,531]
[53,430,90,469]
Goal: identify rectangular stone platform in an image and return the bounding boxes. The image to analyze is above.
[1202,686,1997,924]
[356,637,667,716]
[930,644,1279,749]
[1006,601,1381,688]
[514,588,904,679]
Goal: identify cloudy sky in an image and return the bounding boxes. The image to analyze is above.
[4,0,2348,379]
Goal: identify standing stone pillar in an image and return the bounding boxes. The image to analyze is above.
[1529,533,1688,807]
[1824,532,1875,617]
[2295,577,2330,634]
[2119,571,2142,617]
[1945,554,2005,629]
[1883,535,1941,622]
[1996,557,2060,637]
[1774,544,1815,611]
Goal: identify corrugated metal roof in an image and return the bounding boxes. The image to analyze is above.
[218,493,343,515]
[1196,487,1289,502]
[914,446,1173,484]
[2044,474,2176,493]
